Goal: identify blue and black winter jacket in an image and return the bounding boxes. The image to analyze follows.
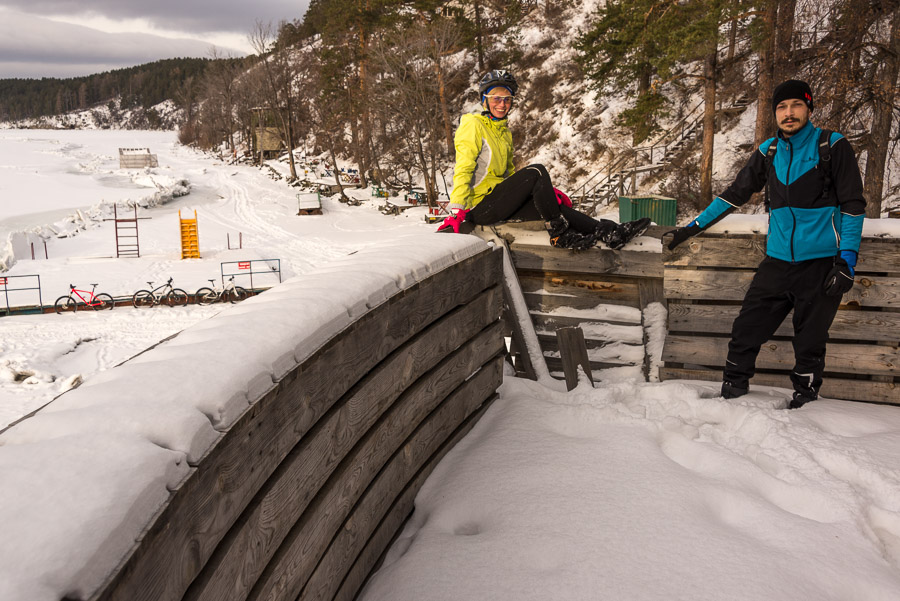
[693,120,866,262]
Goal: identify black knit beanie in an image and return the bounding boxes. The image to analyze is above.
[772,80,813,114]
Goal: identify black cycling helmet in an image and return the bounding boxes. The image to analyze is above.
[478,70,518,97]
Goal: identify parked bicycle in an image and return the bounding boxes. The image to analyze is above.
[55,284,114,314]
[132,277,189,308]
[195,276,249,305]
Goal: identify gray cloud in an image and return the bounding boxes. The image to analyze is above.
[0,1,305,33]
[0,11,246,78]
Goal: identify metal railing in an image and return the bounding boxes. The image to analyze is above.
[0,274,43,316]
[220,259,282,291]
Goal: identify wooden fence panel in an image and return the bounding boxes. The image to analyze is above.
[665,232,900,273]
[663,335,900,377]
[662,232,900,405]
[184,291,502,601]
[476,223,664,382]
[94,248,504,601]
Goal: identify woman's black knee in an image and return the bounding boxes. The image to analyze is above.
[524,164,549,179]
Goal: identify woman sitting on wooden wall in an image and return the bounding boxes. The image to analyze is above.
[438,70,650,250]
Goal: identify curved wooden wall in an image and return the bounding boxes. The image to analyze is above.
[92,247,504,601]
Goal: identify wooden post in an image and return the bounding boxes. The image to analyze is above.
[471,226,548,381]
[556,326,594,391]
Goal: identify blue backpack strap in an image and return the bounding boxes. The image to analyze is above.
[817,128,834,204]
[763,138,777,213]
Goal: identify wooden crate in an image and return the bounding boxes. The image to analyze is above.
[482,222,666,380]
[661,232,900,404]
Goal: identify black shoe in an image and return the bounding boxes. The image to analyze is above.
[605,217,651,250]
[550,228,597,250]
[545,215,569,238]
[721,380,749,399]
[789,390,818,409]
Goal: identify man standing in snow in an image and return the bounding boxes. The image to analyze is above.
[666,80,866,409]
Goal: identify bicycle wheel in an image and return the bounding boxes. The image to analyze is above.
[229,286,249,303]
[94,293,115,310]
[195,287,217,305]
[55,296,77,314]
[166,289,189,307]
[132,290,154,308]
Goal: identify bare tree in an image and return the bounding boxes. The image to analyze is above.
[200,48,244,155]
[370,22,453,205]
[864,5,900,217]
[248,20,301,180]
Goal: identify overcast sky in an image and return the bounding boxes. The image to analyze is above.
[0,1,309,79]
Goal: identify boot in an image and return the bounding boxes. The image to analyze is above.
[550,229,597,250]
[548,215,591,250]
[789,389,818,410]
[721,380,749,399]
[545,214,569,238]
[605,217,651,250]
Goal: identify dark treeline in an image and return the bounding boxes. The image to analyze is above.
[0,57,250,122]
[185,0,899,214]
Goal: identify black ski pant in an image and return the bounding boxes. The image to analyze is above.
[466,164,616,235]
[724,255,842,396]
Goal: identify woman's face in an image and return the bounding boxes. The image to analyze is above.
[483,87,513,119]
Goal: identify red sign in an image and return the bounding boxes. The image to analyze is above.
[238,262,251,270]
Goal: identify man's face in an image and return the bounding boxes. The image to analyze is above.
[775,98,810,136]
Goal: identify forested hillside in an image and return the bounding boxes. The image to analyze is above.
[180,0,898,217]
[0,57,249,123]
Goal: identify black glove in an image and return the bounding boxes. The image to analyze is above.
[823,257,855,297]
[664,223,702,250]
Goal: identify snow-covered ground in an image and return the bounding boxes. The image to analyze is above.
[4,130,900,601]
[0,129,435,429]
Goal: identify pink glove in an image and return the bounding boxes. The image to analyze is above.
[554,188,573,208]
[437,209,470,233]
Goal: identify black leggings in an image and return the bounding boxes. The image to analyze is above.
[466,164,615,234]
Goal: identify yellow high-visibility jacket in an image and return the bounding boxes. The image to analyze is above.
[449,113,515,213]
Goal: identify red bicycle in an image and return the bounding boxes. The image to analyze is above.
[55,284,115,314]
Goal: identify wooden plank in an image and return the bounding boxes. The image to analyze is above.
[519,271,643,304]
[490,221,669,242]
[659,366,900,405]
[183,294,503,601]
[663,233,900,274]
[638,277,666,309]
[510,243,663,278]
[544,356,640,374]
[557,327,594,390]
[663,335,900,376]
[664,234,767,269]
[519,272,641,311]
[332,398,496,601]
[524,290,638,312]
[95,249,501,601]
[667,303,900,342]
[664,269,753,302]
[532,312,644,333]
[295,356,504,601]
[664,269,900,308]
